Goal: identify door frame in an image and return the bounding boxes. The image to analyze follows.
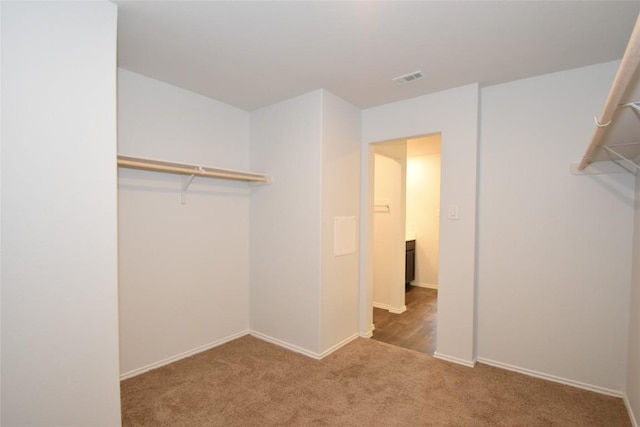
[357,84,480,367]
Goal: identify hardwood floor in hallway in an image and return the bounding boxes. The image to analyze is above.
[371,286,437,355]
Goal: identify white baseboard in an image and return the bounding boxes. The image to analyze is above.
[624,394,639,427]
[389,305,407,314]
[433,351,476,368]
[360,323,375,338]
[476,357,623,397]
[317,333,360,358]
[411,281,438,290]
[122,329,364,381]
[372,302,390,310]
[250,330,323,359]
[250,330,359,360]
[373,302,406,314]
[119,329,250,380]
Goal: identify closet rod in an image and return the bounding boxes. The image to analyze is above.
[117,155,269,183]
[578,13,640,171]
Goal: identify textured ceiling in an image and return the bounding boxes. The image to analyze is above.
[116,1,640,111]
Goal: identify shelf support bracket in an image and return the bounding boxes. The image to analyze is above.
[180,166,205,204]
[622,101,640,112]
[602,146,640,175]
[181,174,196,205]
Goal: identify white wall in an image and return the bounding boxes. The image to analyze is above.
[117,69,251,376]
[627,172,640,422]
[406,144,441,288]
[250,91,323,354]
[477,61,634,394]
[1,3,4,421]
[1,2,121,425]
[362,84,480,365]
[319,91,361,354]
[250,90,361,356]
[373,153,405,312]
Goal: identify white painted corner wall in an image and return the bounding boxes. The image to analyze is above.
[362,84,480,365]
[117,69,252,377]
[477,61,634,393]
[249,90,361,356]
[1,2,121,425]
[249,91,324,354]
[320,91,361,354]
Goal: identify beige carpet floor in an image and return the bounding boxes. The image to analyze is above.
[121,335,631,426]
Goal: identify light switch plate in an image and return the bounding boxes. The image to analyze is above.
[447,205,459,220]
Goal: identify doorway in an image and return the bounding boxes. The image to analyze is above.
[369,135,442,355]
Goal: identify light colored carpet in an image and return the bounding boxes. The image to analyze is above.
[121,335,631,426]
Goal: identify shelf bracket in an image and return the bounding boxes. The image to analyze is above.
[180,168,203,204]
[602,146,640,175]
[181,174,195,205]
[622,101,640,112]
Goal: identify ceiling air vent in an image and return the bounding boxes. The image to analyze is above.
[392,70,425,86]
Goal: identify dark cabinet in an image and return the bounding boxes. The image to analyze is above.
[405,239,415,286]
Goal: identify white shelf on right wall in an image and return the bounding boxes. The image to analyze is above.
[575,13,640,175]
